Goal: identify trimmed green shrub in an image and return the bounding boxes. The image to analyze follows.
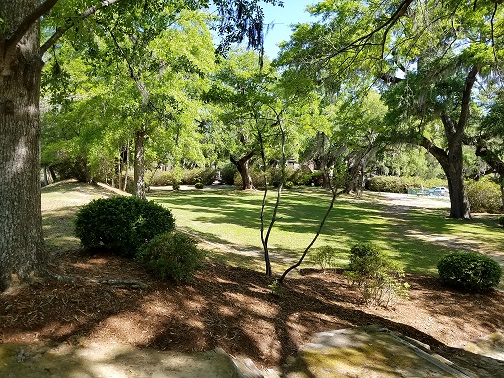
[344,243,409,306]
[290,166,313,186]
[366,176,446,193]
[195,182,204,189]
[437,252,502,291]
[182,168,217,185]
[75,196,175,256]
[149,170,178,186]
[311,246,339,269]
[220,163,238,185]
[284,181,294,189]
[268,166,298,187]
[137,232,205,282]
[466,179,502,213]
[172,182,180,190]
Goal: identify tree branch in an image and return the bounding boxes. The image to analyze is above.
[279,182,340,283]
[5,0,59,51]
[420,136,449,172]
[475,140,504,176]
[40,0,124,55]
[324,0,414,63]
[457,65,479,133]
[491,2,499,62]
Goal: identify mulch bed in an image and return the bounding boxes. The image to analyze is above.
[1,250,503,375]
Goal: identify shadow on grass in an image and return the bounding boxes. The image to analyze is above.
[149,189,504,276]
[42,206,82,252]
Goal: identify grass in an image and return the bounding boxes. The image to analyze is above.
[147,187,504,277]
[41,182,503,283]
[41,181,114,252]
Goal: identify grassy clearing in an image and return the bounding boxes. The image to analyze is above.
[148,187,504,277]
[42,182,503,283]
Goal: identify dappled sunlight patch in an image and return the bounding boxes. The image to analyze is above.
[141,297,177,316]
[240,318,281,362]
[37,321,80,340]
[216,304,237,317]
[224,292,277,318]
[404,229,481,248]
[90,312,163,344]
[181,294,207,313]
[287,312,351,346]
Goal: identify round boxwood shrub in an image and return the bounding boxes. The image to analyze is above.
[137,231,205,282]
[195,182,204,189]
[437,252,502,291]
[75,196,175,256]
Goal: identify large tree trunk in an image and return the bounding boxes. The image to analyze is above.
[134,130,146,199]
[0,0,46,291]
[420,134,471,219]
[445,135,470,219]
[230,152,255,190]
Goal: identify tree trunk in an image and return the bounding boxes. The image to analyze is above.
[501,185,504,212]
[446,142,471,219]
[134,130,146,199]
[0,0,46,291]
[230,152,254,190]
[420,134,470,219]
[49,166,57,182]
[123,140,129,191]
[442,114,471,219]
[43,166,49,186]
[117,154,122,190]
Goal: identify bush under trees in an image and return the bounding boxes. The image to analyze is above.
[466,179,502,213]
[311,246,339,269]
[137,231,205,282]
[437,252,502,291]
[344,243,409,306]
[149,167,217,186]
[366,176,446,193]
[75,196,175,256]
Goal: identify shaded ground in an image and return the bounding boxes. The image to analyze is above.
[1,251,503,376]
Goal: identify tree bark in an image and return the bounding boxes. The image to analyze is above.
[420,133,470,219]
[230,152,255,190]
[123,140,129,191]
[48,165,57,182]
[0,0,46,290]
[134,130,146,199]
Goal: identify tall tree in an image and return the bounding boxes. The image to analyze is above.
[0,0,281,291]
[277,0,503,219]
[204,50,279,189]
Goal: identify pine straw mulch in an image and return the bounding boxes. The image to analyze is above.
[1,250,504,376]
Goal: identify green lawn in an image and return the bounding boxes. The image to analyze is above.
[41,182,503,281]
[147,187,504,277]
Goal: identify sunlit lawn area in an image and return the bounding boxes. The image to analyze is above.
[41,182,503,282]
[147,187,504,277]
